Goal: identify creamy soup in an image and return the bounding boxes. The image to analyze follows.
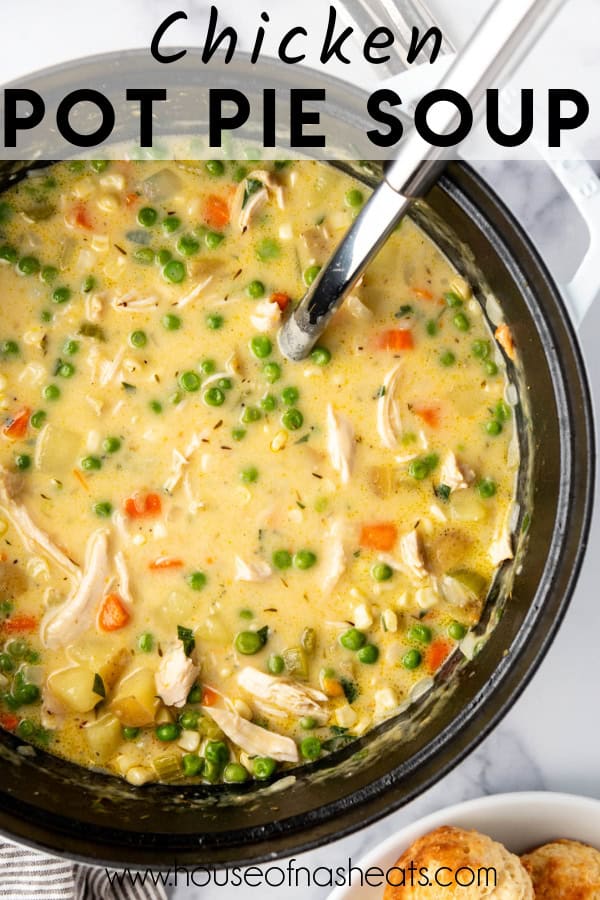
[0,160,517,785]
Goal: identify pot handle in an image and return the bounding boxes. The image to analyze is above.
[539,154,600,327]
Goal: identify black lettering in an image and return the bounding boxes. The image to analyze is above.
[366,89,404,148]
[56,90,115,147]
[414,89,472,146]
[250,12,269,63]
[264,88,276,147]
[209,89,250,147]
[548,88,589,147]
[487,88,533,147]
[290,89,326,147]
[364,27,394,64]
[407,26,443,64]
[4,89,45,147]
[321,5,353,64]
[126,88,167,147]
[279,26,308,64]
[203,5,238,63]
[150,11,187,63]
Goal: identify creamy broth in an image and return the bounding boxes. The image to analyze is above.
[0,160,517,785]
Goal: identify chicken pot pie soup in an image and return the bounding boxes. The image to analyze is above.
[0,160,518,786]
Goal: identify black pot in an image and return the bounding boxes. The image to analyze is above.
[0,52,594,869]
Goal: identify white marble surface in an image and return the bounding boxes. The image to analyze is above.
[1,3,599,898]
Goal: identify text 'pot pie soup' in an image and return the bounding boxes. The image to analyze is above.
[0,160,518,786]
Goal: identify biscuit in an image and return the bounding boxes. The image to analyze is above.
[521,839,600,898]
[383,825,534,899]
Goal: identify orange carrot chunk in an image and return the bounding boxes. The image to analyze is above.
[98,593,130,632]
[71,203,93,230]
[413,287,434,301]
[124,492,162,519]
[1,614,38,634]
[359,522,398,552]
[376,329,414,351]
[0,713,18,731]
[149,557,184,571]
[203,195,230,230]
[2,407,30,440]
[201,686,219,706]
[426,638,452,672]
[413,406,440,428]
[271,292,290,312]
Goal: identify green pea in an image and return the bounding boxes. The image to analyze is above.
[240,466,258,483]
[444,291,463,308]
[260,394,277,412]
[93,501,113,518]
[122,726,140,740]
[133,248,154,266]
[205,740,229,765]
[206,313,224,330]
[358,644,379,664]
[300,736,322,760]
[267,654,285,675]
[179,370,201,392]
[233,165,248,183]
[204,387,225,407]
[17,256,40,276]
[247,280,265,299]
[235,630,267,655]
[202,758,222,783]
[232,428,246,442]
[0,654,14,673]
[453,312,470,332]
[16,719,35,739]
[239,608,254,620]
[241,405,261,423]
[182,753,204,777]
[310,346,331,366]
[293,550,317,570]
[56,361,75,378]
[40,310,52,323]
[340,628,366,651]
[495,400,511,422]
[199,358,216,375]
[371,562,393,582]
[103,436,121,453]
[51,286,70,305]
[186,571,207,591]
[0,202,12,224]
[345,188,364,208]
[485,360,498,376]
[472,339,490,359]
[179,709,200,730]
[426,319,438,337]
[263,362,281,383]
[408,624,432,644]
[149,400,163,414]
[129,329,147,348]
[300,716,317,730]
[223,762,249,784]
[155,723,181,742]
[43,384,60,401]
[162,260,186,284]
[41,265,58,284]
[157,248,172,266]
[408,459,430,480]
[256,238,280,262]
[272,549,292,570]
[402,648,422,670]
[448,621,467,641]
[162,313,182,331]
[281,385,299,405]
[205,231,224,250]
[282,408,303,431]
[80,455,101,471]
[205,159,225,177]
[63,339,80,356]
[162,215,181,234]
[15,454,31,471]
[485,420,503,436]
[253,757,277,780]
[478,478,497,499]
[82,275,96,293]
[304,265,321,286]
[250,335,272,358]
[0,245,18,264]
[2,340,19,356]
[138,206,158,227]
[8,640,28,659]
[187,683,202,704]
[30,410,46,429]
[13,680,40,705]
[90,159,110,173]
[177,235,200,257]
[138,632,154,653]
[440,351,456,367]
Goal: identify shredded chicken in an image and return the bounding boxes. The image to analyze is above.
[84,292,104,322]
[495,323,515,360]
[346,292,373,320]
[111,291,160,311]
[99,347,126,387]
[155,640,199,708]
[489,527,514,566]
[399,528,429,581]
[440,451,475,492]
[326,405,355,485]
[234,557,272,583]
[113,551,133,606]
[175,276,214,309]
[231,170,284,231]
[237,667,328,723]
[250,299,282,333]
[203,702,298,763]
[0,468,79,577]
[163,432,204,494]
[440,575,473,607]
[321,517,347,594]
[377,363,403,449]
[301,224,332,264]
[41,529,110,649]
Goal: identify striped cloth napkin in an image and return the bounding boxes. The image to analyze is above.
[0,841,168,900]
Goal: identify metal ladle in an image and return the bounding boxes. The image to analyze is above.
[278,0,562,360]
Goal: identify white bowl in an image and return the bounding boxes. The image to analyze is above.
[328,792,600,899]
